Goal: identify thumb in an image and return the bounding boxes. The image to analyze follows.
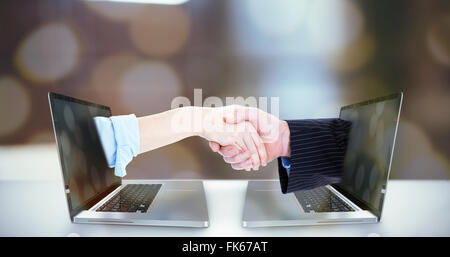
[209,141,221,152]
[225,107,260,133]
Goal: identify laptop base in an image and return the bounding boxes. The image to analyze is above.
[74,180,209,228]
[242,180,377,228]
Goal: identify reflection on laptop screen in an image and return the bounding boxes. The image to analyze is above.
[338,94,401,213]
[51,96,120,214]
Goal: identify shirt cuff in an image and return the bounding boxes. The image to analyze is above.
[93,116,116,168]
[280,157,291,176]
[94,114,140,177]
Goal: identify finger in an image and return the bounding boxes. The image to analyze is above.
[251,132,268,167]
[225,107,261,133]
[218,145,240,158]
[231,159,253,171]
[234,137,246,151]
[223,151,251,164]
[209,141,220,152]
[243,132,260,170]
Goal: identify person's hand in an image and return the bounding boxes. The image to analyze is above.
[198,107,268,171]
[209,106,290,170]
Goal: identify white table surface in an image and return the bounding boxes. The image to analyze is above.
[0,145,449,236]
[0,179,449,237]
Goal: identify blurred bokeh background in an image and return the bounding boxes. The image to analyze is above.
[0,0,449,180]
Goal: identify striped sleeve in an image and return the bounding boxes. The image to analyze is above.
[277,118,352,194]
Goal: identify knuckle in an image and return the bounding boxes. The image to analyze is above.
[224,157,233,163]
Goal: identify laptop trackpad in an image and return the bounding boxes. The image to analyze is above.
[244,190,305,221]
[149,189,208,221]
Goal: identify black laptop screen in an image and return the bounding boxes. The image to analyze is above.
[336,93,402,218]
[50,93,120,219]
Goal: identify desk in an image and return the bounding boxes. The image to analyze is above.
[0,145,449,236]
[0,179,449,236]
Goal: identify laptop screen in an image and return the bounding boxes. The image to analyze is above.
[49,93,121,219]
[336,93,402,218]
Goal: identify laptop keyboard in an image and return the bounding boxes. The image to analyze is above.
[96,184,162,213]
[294,187,355,213]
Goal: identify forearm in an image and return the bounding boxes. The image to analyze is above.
[94,106,219,177]
[138,106,215,153]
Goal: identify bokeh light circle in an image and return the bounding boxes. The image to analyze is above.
[260,61,339,119]
[129,6,190,57]
[0,76,31,137]
[85,1,143,23]
[306,0,364,57]
[409,87,450,132]
[426,16,450,67]
[28,130,54,144]
[326,33,375,72]
[343,76,391,104]
[119,61,182,115]
[391,120,450,179]
[15,22,81,84]
[91,52,143,105]
[245,0,311,37]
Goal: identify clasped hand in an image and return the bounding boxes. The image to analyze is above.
[203,105,290,171]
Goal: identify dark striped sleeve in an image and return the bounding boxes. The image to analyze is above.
[277,118,352,194]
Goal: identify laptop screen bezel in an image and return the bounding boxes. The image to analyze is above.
[332,92,403,220]
[48,92,122,221]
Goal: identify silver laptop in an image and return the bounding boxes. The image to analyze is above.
[242,93,403,227]
[48,92,209,227]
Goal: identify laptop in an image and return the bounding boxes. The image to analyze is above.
[48,92,209,227]
[242,92,403,227]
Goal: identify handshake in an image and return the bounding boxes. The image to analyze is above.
[94,105,291,177]
[196,105,291,171]
[95,103,349,191]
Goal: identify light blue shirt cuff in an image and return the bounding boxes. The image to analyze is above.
[94,114,140,177]
[281,157,291,176]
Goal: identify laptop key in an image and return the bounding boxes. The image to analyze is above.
[96,184,161,212]
[294,187,355,213]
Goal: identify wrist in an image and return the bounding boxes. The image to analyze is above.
[166,106,202,139]
[179,106,199,137]
[189,106,213,138]
[278,120,291,158]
